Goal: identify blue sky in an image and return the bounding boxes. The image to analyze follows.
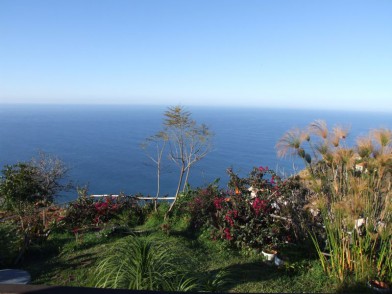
[0,0,391,111]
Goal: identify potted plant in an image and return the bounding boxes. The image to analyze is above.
[262,246,277,262]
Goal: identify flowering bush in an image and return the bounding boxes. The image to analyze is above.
[62,195,144,231]
[177,184,223,230]
[181,167,309,250]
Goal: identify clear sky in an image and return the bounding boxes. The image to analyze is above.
[0,0,391,111]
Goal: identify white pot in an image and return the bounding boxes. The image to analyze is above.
[262,250,277,261]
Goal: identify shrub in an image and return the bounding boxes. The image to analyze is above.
[178,167,309,251]
[143,202,170,229]
[63,195,145,231]
[0,221,20,265]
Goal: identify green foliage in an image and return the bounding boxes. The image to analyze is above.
[94,235,197,291]
[0,221,20,265]
[178,182,222,230]
[200,269,232,292]
[0,153,70,214]
[0,155,71,264]
[0,163,45,213]
[143,202,170,229]
[310,212,392,285]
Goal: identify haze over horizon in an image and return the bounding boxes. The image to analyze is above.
[1,1,391,112]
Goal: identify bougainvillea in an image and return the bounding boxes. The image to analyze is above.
[184,166,309,250]
[62,195,143,231]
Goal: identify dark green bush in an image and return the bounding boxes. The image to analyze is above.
[0,221,20,265]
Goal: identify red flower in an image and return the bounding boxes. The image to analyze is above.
[225,214,234,226]
[259,166,269,172]
[224,228,232,240]
[252,198,268,215]
[213,197,224,209]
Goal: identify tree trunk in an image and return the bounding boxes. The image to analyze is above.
[183,166,191,192]
[166,165,185,218]
[155,163,160,212]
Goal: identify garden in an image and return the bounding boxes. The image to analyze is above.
[0,120,391,293]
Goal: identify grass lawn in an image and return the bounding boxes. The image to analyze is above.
[17,224,371,293]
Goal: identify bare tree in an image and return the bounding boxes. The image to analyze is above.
[29,151,71,203]
[141,131,168,211]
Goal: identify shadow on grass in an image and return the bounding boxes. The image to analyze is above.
[20,232,120,286]
[210,260,296,292]
[336,281,372,293]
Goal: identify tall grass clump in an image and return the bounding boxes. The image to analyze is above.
[94,235,197,291]
[278,121,392,286]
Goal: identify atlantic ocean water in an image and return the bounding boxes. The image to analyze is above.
[1,104,391,202]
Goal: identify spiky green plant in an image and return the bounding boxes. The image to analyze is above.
[94,235,197,291]
[201,269,232,292]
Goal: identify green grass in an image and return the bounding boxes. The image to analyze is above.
[16,223,371,293]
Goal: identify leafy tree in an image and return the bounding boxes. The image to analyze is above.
[0,152,70,263]
[163,106,213,213]
[142,106,213,215]
[0,163,44,213]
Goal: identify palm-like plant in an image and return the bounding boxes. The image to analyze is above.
[371,128,392,150]
[95,235,197,291]
[331,126,349,148]
[356,136,374,159]
[276,128,307,158]
[309,120,329,140]
[279,123,392,285]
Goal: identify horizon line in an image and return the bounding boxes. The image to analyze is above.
[1,102,391,114]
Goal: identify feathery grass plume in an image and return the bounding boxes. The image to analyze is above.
[333,148,355,166]
[331,126,350,147]
[280,122,392,286]
[356,136,374,159]
[310,120,328,140]
[374,147,392,167]
[94,235,197,291]
[276,128,304,158]
[371,128,392,149]
[315,141,330,158]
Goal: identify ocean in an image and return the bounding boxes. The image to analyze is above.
[1,104,391,202]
